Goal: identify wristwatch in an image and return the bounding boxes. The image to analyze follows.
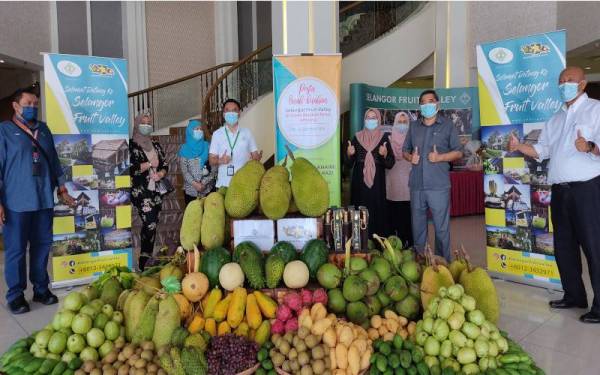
[587,141,596,153]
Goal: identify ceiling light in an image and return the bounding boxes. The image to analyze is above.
[585,66,591,70]
[0,60,4,63]
[406,81,413,84]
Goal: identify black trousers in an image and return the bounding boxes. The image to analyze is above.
[551,175,600,313]
[386,200,414,248]
[137,204,161,271]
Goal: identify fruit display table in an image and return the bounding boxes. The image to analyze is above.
[450,171,484,217]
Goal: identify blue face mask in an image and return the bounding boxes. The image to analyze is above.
[558,82,579,102]
[224,111,239,125]
[192,129,204,140]
[393,123,409,133]
[364,119,379,130]
[420,103,438,118]
[20,106,38,122]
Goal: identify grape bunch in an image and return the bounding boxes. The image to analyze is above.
[206,334,259,375]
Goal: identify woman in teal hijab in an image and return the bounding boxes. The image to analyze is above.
[178,119,217,204]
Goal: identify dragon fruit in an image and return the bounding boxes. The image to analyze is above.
[283,292,303,312]
[271,320,285,334]
[284,317,299,333]
[312,288,328,305]
[300,289,313,306]
[276,304,293,322]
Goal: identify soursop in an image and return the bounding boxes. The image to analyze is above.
[201,192,225,250]
[182,347,207,375]
[265,253,285,288]
[225,160,265,218]
[289,156,329,217]
[259,165,291,220]
[239,246,265,289]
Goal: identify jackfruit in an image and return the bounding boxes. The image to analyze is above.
[459,267,500,323]
[201,192,225,249]
[420,264,455,309]
[265,253,285,289]
[289,155,329,217]
[224,160,265,218]
[288,195,299,213]
[239,246,265,289]
[180,198,204,250]
[132,296,159,344]
[125,290,151,341]
[152,294,181,348]
[449,259,468,282]
[259,165,291,220]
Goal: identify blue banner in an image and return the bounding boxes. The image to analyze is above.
[45,54,129,134]
[477,30,566,125]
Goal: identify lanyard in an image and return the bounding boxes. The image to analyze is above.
[225,127,240,157]
[13,116,39,140]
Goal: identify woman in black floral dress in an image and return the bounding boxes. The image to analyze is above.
[130,114,168,270]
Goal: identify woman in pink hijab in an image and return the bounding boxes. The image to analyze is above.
[346,108,395,237]
[385,111,413,246]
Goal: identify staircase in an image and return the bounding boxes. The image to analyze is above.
[127,1,434,254]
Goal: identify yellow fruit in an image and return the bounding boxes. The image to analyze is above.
[203,288,222,319]
[254,320,271,345]
[249,329,256,341]
[213,294,232,322]
[421,265,455,309]
[188,313,205,334]
[218,321,231,335]
[181,272,209,302]
[205,319,217,336]
[227,288,247,329]
[245,294,262,330]
[234,322,250,337]
[173,294,192,321]
[253,290,277,319]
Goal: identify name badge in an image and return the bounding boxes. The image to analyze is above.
[227,165,235,176]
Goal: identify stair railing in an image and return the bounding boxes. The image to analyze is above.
[128,63,234,131]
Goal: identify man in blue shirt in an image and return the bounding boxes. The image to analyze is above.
[402,90,463,261]
[0,87,75,314]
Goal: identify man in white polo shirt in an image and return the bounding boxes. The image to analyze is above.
[508,66,600,324]
[209,99,262,187]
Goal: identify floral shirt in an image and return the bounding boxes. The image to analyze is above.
[130,140,169,212]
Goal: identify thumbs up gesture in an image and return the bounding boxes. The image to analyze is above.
[428,144,441,163]
[378,142,388,157]
[347,140,356,157]
[411,146,420,165]
[507,133,520,152]
[219,150,231,165]
[575,129,589,153]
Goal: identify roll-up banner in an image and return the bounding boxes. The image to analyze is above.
[44,53,132,288]
[273,54,342,206]
[477,30,566,289]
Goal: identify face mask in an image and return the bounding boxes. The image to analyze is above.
[192,129,204,140]
[364,119,378,130]
[138,124,153,135]
[224,111,239,125]
[558,82,579,102]
[20,106,38,122]
[420,103,438,118]
[393,123,409,133]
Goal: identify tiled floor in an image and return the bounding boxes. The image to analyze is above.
[1,215,598,374]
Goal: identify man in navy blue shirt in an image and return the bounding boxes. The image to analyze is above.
[0,87,75,314]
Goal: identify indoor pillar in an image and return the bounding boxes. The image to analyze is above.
[434,1,469,88]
